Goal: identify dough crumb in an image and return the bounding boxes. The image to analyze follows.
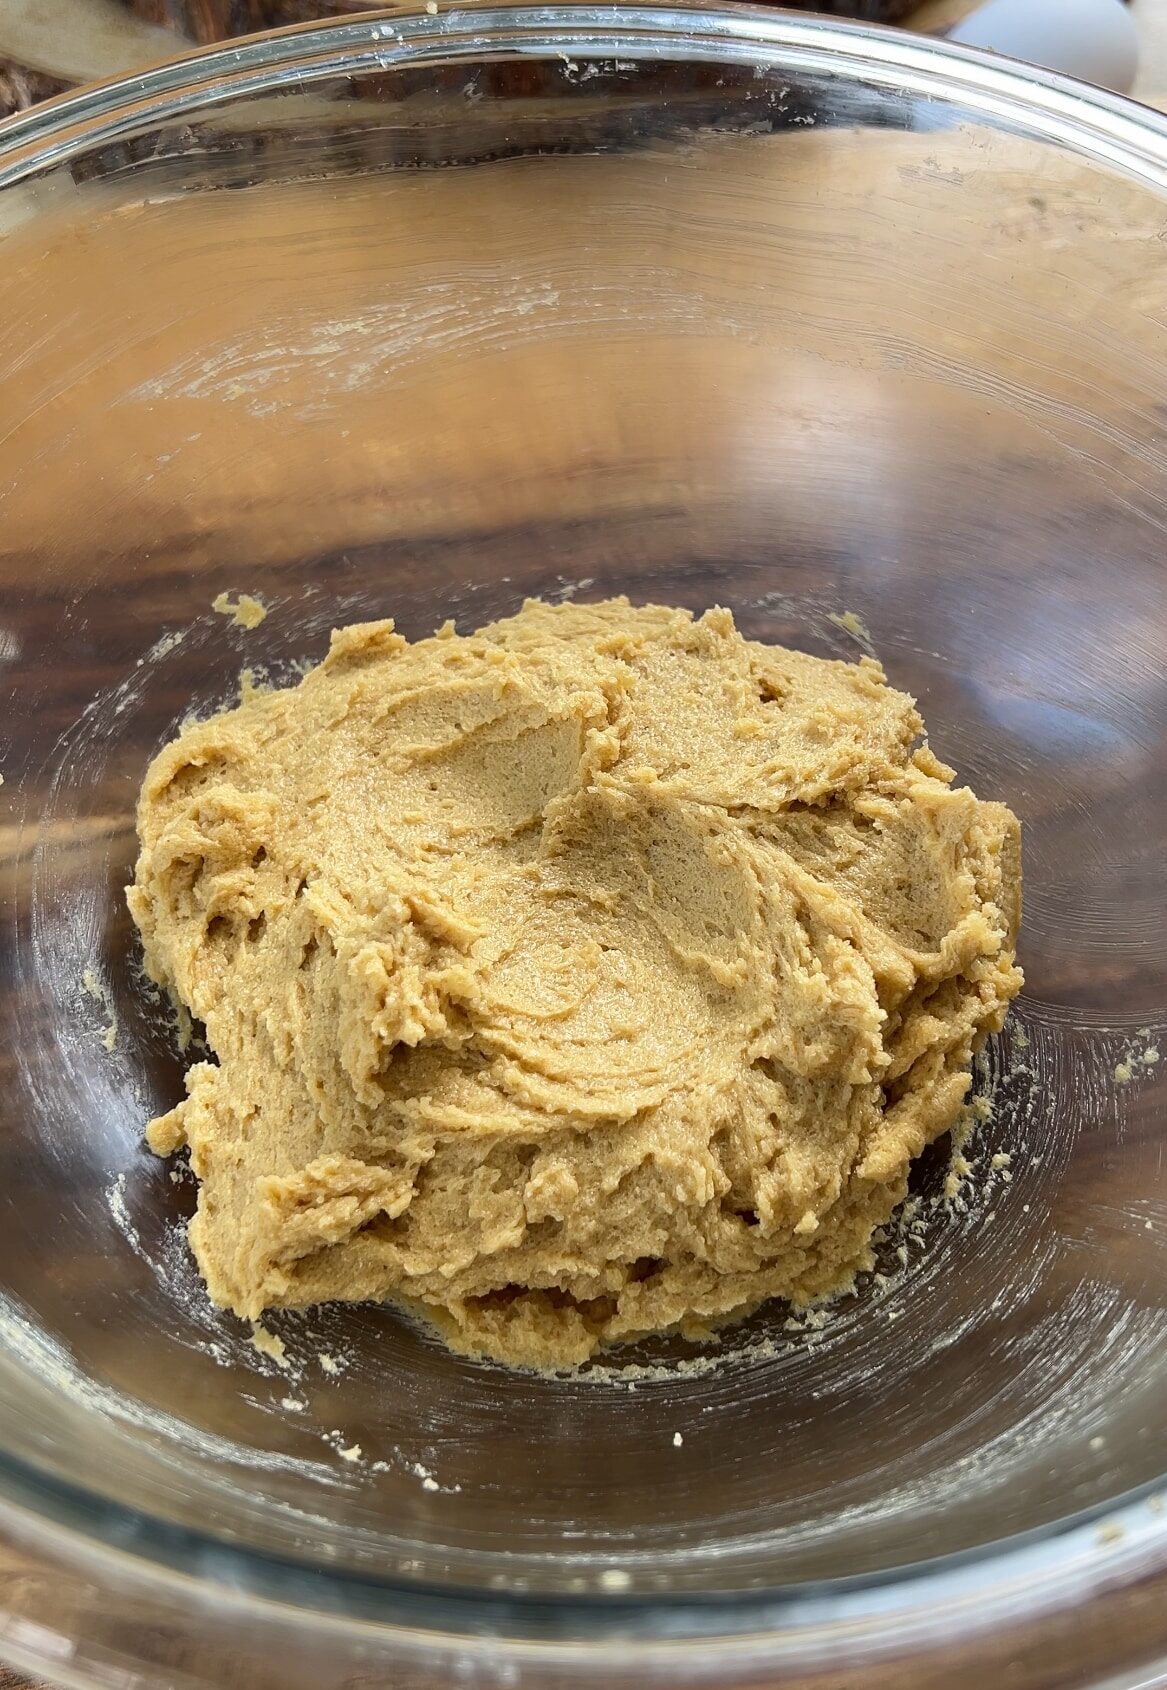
[250,1323,288,1366]
[338,1443,362,1463]
[673,1432,684,1447]
[318,1352,340,1374]
[130,598,1022,1369]
[81,967,118,1051]
[1114,1039,1160,1086]
[213,591,267,630]
[148,629,186,661]
[827,608,875,655]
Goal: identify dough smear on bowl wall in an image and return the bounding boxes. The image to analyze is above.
[128,597,1022,1368]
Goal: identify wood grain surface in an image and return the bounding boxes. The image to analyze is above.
[1,2,1166,1688]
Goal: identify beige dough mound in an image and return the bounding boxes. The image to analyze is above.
[129,599,1022,1367]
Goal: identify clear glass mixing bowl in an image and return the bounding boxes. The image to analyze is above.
[0,8,1165,1687]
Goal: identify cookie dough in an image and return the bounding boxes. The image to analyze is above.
[129,599,1022,1367]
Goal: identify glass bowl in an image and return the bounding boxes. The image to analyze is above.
[0,8,1165,1687]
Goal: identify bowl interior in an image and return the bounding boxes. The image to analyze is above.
[0,12,1165,1600]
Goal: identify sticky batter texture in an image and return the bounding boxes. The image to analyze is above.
[129,600,1022,1367]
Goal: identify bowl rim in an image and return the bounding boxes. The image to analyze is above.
[2,0,1167,190]
[0,2,1165,1673]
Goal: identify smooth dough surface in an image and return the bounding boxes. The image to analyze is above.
[130,599,1022,1367]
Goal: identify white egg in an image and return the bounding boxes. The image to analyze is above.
[949,0,1138,94]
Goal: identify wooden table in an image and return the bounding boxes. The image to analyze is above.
[0,0,1165,1686]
